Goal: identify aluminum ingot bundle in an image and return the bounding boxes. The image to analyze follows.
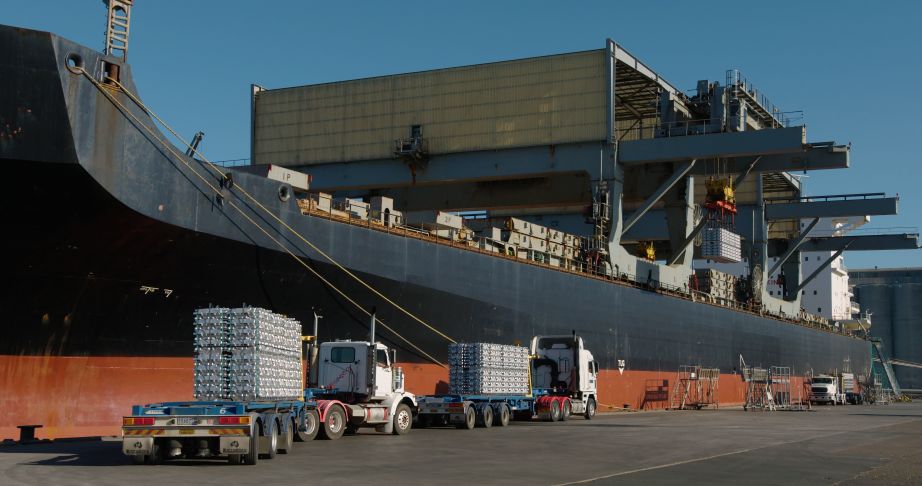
[193,306,302,401]
[448,342,530,395]
[701,227,742,263]
[193,307,231,400]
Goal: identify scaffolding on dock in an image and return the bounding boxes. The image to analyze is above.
[670,365,720,410]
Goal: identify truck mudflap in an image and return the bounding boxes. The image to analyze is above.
[123,437,154,455]
[220,436,250,455]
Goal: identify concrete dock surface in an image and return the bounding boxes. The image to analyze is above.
[1,402,920,485]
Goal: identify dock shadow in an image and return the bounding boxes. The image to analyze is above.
[1,440,129,467]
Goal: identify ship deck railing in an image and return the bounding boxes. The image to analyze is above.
[296,202,853,339]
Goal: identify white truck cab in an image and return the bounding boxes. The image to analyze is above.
[318,341,406,398]
[530,334,599,418]
[312,314,416,435]
[811,374,844,405]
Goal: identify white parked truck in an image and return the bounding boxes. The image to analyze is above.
[530,334,599,418]
[121,312,416,465]
[810,372,855,405]
[416,332,599,428]
[309,313,417,437]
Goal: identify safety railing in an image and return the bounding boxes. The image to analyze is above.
[726,69,787,127]
[765,192,887,204]
[803,226,919,238]
[213,158,251,167]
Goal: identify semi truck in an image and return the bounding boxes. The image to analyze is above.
[416,333,599,428]
[121,314,415,464]
[309,315,417,437]
[810,372,857,405]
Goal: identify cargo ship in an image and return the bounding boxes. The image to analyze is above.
[2,5,917,439]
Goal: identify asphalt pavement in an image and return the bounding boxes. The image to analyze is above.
[1,402,921,485]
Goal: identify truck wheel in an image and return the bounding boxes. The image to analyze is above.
[584,398,596,420]
[392,403,412,435]
[244,426,259,465]
[227,454,242,465]
[319,405,346,440]
[145,442,163,465]
[457,406,476,430]
[561,400,571,421]
[278,420,294,454]
[295,410,319,442]
[263,423,278,460]
[494,404,510,427]
[548,400,561,422]
[478,406,493,428]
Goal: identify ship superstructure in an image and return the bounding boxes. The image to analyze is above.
[250,42,915,325]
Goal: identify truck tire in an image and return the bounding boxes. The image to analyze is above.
[494,404,510,427]
[145,441,163,465]
[457,406,476,430]
[392,403,412,435]
[295,410,319,442]
[264,422,278,460]
[278,420,293,454]
[561,400,571,421]
[584,398,596,420]
[478,406,493,428]
[548,400,561,422]
[319,405,346,440]
[244,428,259,465]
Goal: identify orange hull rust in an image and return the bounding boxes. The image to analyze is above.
[0,355,191,440]
[3,356,796,439]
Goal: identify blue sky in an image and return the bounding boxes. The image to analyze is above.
[6,0,921,268]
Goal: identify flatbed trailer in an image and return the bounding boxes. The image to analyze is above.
[416,391,578,429]
[121,395,331,465]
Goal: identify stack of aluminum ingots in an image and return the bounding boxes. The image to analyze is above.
[701,226,742,263]
[193,306,302,401]
[693,268,738,300]
[193,307,231,400]
[448,343,530,395]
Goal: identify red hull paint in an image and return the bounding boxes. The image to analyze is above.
[1,356,809,439]
[0,356,191,440]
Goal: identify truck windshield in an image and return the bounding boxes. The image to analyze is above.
[331,347,355,363]
[813,378,833,384]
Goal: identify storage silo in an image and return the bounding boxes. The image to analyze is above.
[851,268,922,391]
